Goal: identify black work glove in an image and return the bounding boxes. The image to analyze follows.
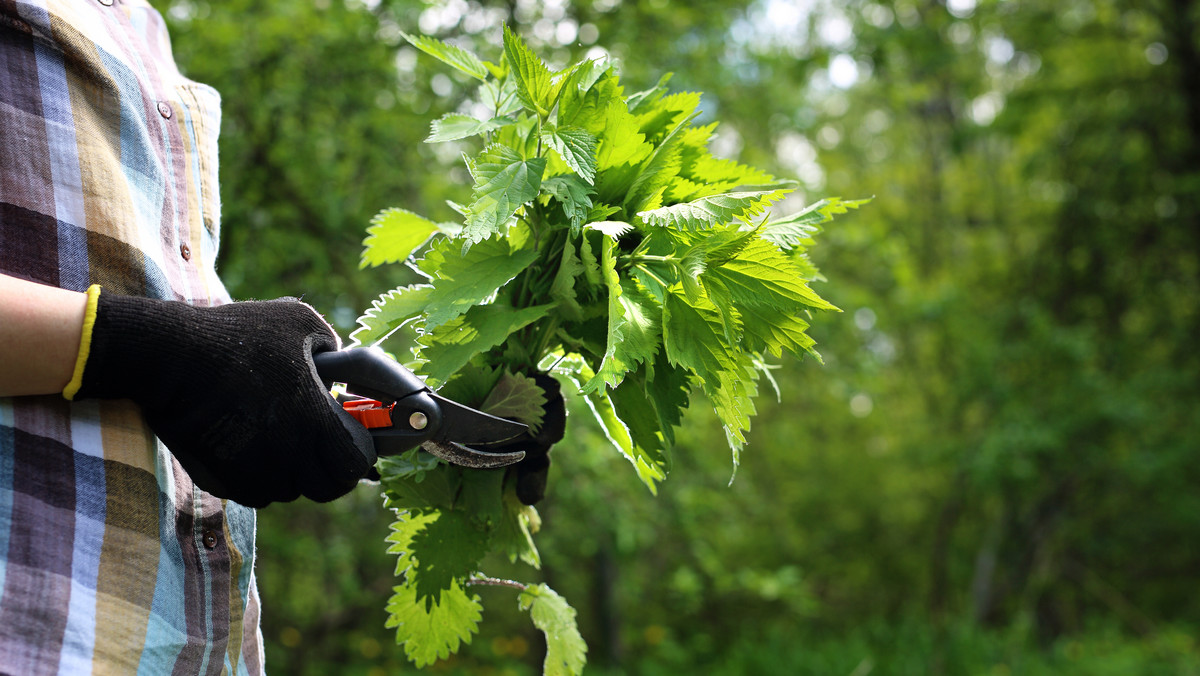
[502,373,566,506]
[66,287,376,508]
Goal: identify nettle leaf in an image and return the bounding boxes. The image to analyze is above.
[638,189,787,231]
[662,289,738,383]
[437,364,502,410]
[351,285,434,346]
[609,374,670,476]
[361,208,441,269]
[739,303,818,360]
[428,113,511,143]
[635,91,701,142]
[684,151,777,189]
[400,31,489,81]
[763,197,872,250]
[596,101,653,171]
[542,125,598,184]
[418,304,553,384]
[580,384,666,492]
[383,466,461,513]
[386,579,482,668]
[704,351,760,473]
[463,145,547,247]
[502,25,556,116]
[386,511,439,576]
[581,238,660,393]
[496,486,542,567]
[519,584,588,676]
[645,349,691,448]
[549,237,585,320]
[480,370,548,431]
[418,236,539,329]
[410,510,491,607]
[541,176,593,230]
[705,237,838,312]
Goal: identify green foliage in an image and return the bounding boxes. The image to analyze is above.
[519,584,589,676]
[359,26,858,671]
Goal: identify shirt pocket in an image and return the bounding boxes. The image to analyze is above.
[174,81,223,242]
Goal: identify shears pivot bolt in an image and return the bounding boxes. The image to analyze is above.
[408,412,429,430]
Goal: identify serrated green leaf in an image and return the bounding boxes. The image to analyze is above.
[578,230,603,289]
[382,465,462,513]
[351,285,434,346]
[625,135,685,215]
[427,114,511,143]
[706,237,838,311]
[418,304,553,384]
[436,364,502,410]
[480,371,547,431]
[401,31,489,81]
[385,511,439,576]
[503,25,556,116]
[549,237,585,320]
[703,350,760,474]
[542,125,598,184]
[698,273,743,343]
[662,289,737,381]
[410,510,491,607]
[541,176,593,230]
[496,483,541,567]
[638,189,787,231]
[634,90,701,142]
[609,374,671,476]
[361,208,441,269]
[763,197,872,250]
[560,65,620,133]
[458,467,506,527]
[684,150,777,189]
[596,101,653,171]
[586,203,622,222]
[625,72,673,113]
[581,239,661,393]
[418,236,539,329]
[518,584,587,676]
[739,304,818,359]
[463,144,548,247]
[386,579,482,668]
[580,379,666,492]
[646,349,691,447]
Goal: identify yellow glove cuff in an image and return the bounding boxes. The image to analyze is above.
[63,284,102,401]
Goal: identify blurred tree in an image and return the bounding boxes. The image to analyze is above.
[148,0,1200,673]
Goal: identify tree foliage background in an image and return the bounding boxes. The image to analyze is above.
[150,0,1200,673]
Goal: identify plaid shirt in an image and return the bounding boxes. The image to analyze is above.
[1,1,263,673]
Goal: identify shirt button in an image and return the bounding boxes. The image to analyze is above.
[202,530,218,549]
[180,243,192,261]
[157,101,173,119]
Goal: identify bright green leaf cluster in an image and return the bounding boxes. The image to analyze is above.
[359,26,864,672]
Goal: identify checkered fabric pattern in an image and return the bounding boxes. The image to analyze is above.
[0,0,264,673]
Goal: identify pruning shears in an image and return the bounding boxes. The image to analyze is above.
[313,347,528,469]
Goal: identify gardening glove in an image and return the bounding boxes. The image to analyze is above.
[63,285,376,508]
[499,373,566,506]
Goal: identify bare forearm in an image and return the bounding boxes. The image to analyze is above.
[0,274,88,396]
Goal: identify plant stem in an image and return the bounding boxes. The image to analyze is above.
[467,576,528,591]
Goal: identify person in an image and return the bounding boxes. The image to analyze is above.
[0,0,387,671]
[2,2,563,671]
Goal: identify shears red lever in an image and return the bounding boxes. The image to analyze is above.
[313,347,528,469]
